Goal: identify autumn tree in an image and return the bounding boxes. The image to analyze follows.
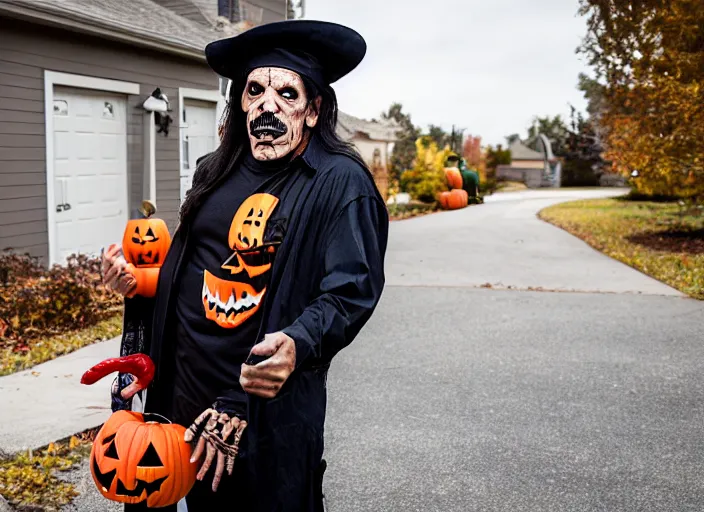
[400,136,452,203]
[578,0,704,200]
[463,135,482,169]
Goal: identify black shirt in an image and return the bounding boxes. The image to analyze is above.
[172,153,290,424]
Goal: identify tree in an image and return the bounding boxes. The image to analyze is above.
[463,135,482,169]
[577,73,607,120]
[400,136,451,203]
[505,133,520,145]
[578,0,704,200]
[562,107,606,186]
[382,103,421,183]
[427,125,449,150]
[524,115,569,156]
[486,145,511,172]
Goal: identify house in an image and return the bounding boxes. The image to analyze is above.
[336,111,398,199]
[495,140,547,188]
[0,0,285,265]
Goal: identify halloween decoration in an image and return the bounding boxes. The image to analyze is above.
[241,67,320,161]
[444,168,463,190]
[184,408,248,492]
[81,353,155,401]
[203,193,280,328]
[439,189,469,210]
[90,410,197,508]
[121,200,171,298]
[82,355,197,507]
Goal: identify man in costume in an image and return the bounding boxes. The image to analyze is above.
[101,20,388,511]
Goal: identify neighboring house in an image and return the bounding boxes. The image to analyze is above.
[496,139,552,188]
[336,111,398,199]
[0,0,285,265]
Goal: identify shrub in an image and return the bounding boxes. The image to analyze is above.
[400,137,451,203]
[0,251,122,345]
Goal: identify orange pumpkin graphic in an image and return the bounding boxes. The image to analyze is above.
[202,193,280,328]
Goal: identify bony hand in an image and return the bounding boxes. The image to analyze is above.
[240,332,296,399]
[101,244,137,297]
[184,409,247,492]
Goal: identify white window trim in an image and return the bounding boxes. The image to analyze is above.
[44,71,139,265]
[178,87,226,204]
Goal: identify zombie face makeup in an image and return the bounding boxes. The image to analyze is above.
[241,67,320,161]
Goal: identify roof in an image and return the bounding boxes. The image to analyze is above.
[0,0,232,60]
[509,140,545,161]
[337,111,400,142]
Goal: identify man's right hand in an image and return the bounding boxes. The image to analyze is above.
[101,244,137,297]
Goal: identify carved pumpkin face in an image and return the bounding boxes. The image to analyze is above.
[202,193,280,328]
[90,411,197,508]
[122,218,171,268]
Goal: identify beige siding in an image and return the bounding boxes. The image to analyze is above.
[510,159,544,169]
[0,17,217,261]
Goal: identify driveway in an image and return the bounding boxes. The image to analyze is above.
[324,189,704,512]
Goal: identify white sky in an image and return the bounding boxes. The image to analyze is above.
[304,0,591,146]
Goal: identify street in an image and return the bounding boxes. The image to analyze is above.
[323,189,704,511]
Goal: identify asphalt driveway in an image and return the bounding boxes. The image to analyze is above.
[324,189,703,512]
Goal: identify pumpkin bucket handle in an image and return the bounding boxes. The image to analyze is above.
[143,412,172,425]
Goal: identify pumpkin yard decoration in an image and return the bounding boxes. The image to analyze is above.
[444,167,463,190]
[120,200,171,298]
[81,354,198,508]
[438,189,469,210]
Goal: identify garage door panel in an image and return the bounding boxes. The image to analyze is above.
[99,133,120,159]
[54,131,72,161]
[52,86,128,262]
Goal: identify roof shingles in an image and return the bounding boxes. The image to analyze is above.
[0,0,225,55]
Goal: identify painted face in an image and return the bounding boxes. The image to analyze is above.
[241,67,320,161]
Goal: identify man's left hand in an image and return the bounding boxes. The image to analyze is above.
[240,332,296,399]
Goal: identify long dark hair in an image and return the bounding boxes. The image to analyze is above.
[179,74,363,222]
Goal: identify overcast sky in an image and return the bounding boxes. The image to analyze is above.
[304,0,591,146]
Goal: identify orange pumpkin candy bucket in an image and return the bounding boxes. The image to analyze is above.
[81,354,198,507]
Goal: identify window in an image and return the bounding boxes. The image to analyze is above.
[182,135,190,170]
[53,100,68,116]
[103,102,114,119]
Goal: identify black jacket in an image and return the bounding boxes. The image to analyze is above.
[144,135,389,511]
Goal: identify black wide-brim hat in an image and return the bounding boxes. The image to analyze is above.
[205,20,366,87]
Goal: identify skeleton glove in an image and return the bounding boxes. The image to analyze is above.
[184,408,248,492]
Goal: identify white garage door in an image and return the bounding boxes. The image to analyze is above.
[52,86,128,263]
[180,99,217,202]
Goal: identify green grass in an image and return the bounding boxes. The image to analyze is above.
[0,315,122,376]
[539,199,704,299]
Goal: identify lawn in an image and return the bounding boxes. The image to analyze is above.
[0,315,122,377]
[539,198,704,299]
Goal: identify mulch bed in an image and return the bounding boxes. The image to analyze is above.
[628,229,704,254]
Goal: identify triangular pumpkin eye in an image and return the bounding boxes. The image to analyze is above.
[138,442,163,467]
[104,440,119,460]
[102,433,116,445]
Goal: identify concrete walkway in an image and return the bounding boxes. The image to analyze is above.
[0,337,119,453]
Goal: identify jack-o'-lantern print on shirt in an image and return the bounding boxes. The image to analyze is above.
[202,193,280,329]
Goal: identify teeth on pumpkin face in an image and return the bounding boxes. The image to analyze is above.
[202,281,263,316]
